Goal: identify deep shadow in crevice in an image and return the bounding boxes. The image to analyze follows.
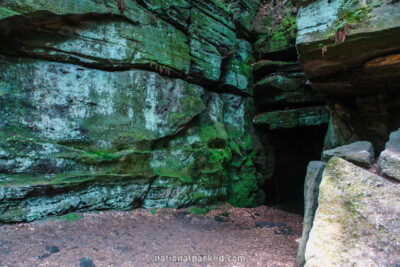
[262,124,328,215]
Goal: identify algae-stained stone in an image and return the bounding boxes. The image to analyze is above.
[254,0,297,56]
[188,5,236,81]
[192,0,236,37]
[0,0,167,24]
[222,94,272,207]
[189,37,222,81]
[378,129,400,181]
[322,141,375,166]
[253,106,329,129]
[0,9,190,74]
[143,177,227,209]
[0,57,205,149]
[221,39,254,93]
[297,161,326,267]
[158,91,228,150]
[254,73,324,106]
[134,0,191,30]
[189,6,235,50]
[305,157,400,267]
[221,94,247,137]
[0,177,152,223]
[229,0,261,36]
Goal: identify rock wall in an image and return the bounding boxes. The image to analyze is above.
[0,0,276,222]
[293,0,400,265]
[296,0,400,151]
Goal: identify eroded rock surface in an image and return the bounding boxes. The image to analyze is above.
[296,0,400,151]
[0,0,272,222]
[296,161,326,267]
[378,129,400,181]
[305,157,400,267]
[322,141,374,166]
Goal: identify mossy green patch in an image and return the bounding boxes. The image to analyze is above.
[48,213,84,222]
[200,122,228,148]
[190,206,211,215]
[268,15,297,52]
[0,208,23,221]
[254,1,297,54]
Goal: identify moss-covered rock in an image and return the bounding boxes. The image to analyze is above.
[0,57,204,148]
[222,94,273,207]
[221,39,254,94]
[305,157,400,266]
[254,0,298,56]
[0,15,190,75]
[0,0,271,222]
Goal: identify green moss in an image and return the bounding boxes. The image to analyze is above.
[328,1,378,40]
[151,149,194,184]
[268,14,297,52]
[200,123,228,148]
[64,213,84,222]
[190,206,211,215]
[48,213,84,222]
[255,1,297,54]
[192,192,207,202]
[0,208,23,221]
[227,169,261,207]
[0,6,19,19]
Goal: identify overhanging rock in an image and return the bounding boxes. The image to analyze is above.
[253,106,329,129]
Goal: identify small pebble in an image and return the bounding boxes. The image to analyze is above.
[38,253,50,260]
[80,257,95,267]
[45,245,60,254]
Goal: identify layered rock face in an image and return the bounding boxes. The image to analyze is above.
[0,0,275,222]
[293,0,400,266]
[250,0,329,212]
[296,0,400,151]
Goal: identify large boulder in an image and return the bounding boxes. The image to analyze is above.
[322,141,374,166]
[378,129,400,181]
[296,161,326,267]
[305,157,400,266]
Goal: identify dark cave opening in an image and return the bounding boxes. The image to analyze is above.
[262,124,328,215]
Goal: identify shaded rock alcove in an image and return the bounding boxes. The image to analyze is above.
[261,124,328,214]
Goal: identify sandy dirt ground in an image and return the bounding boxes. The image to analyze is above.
[0,204,302,267]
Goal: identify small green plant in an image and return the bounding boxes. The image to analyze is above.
[190,206,211,215]
[64,213,84,222]
[151,208,157,215]
[49,213,83,222]
[331,0,383,44]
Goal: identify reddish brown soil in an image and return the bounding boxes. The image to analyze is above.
[0,204,302,267]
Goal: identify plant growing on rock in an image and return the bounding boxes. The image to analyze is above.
[332,0,380,44]
[253,0,298,53]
